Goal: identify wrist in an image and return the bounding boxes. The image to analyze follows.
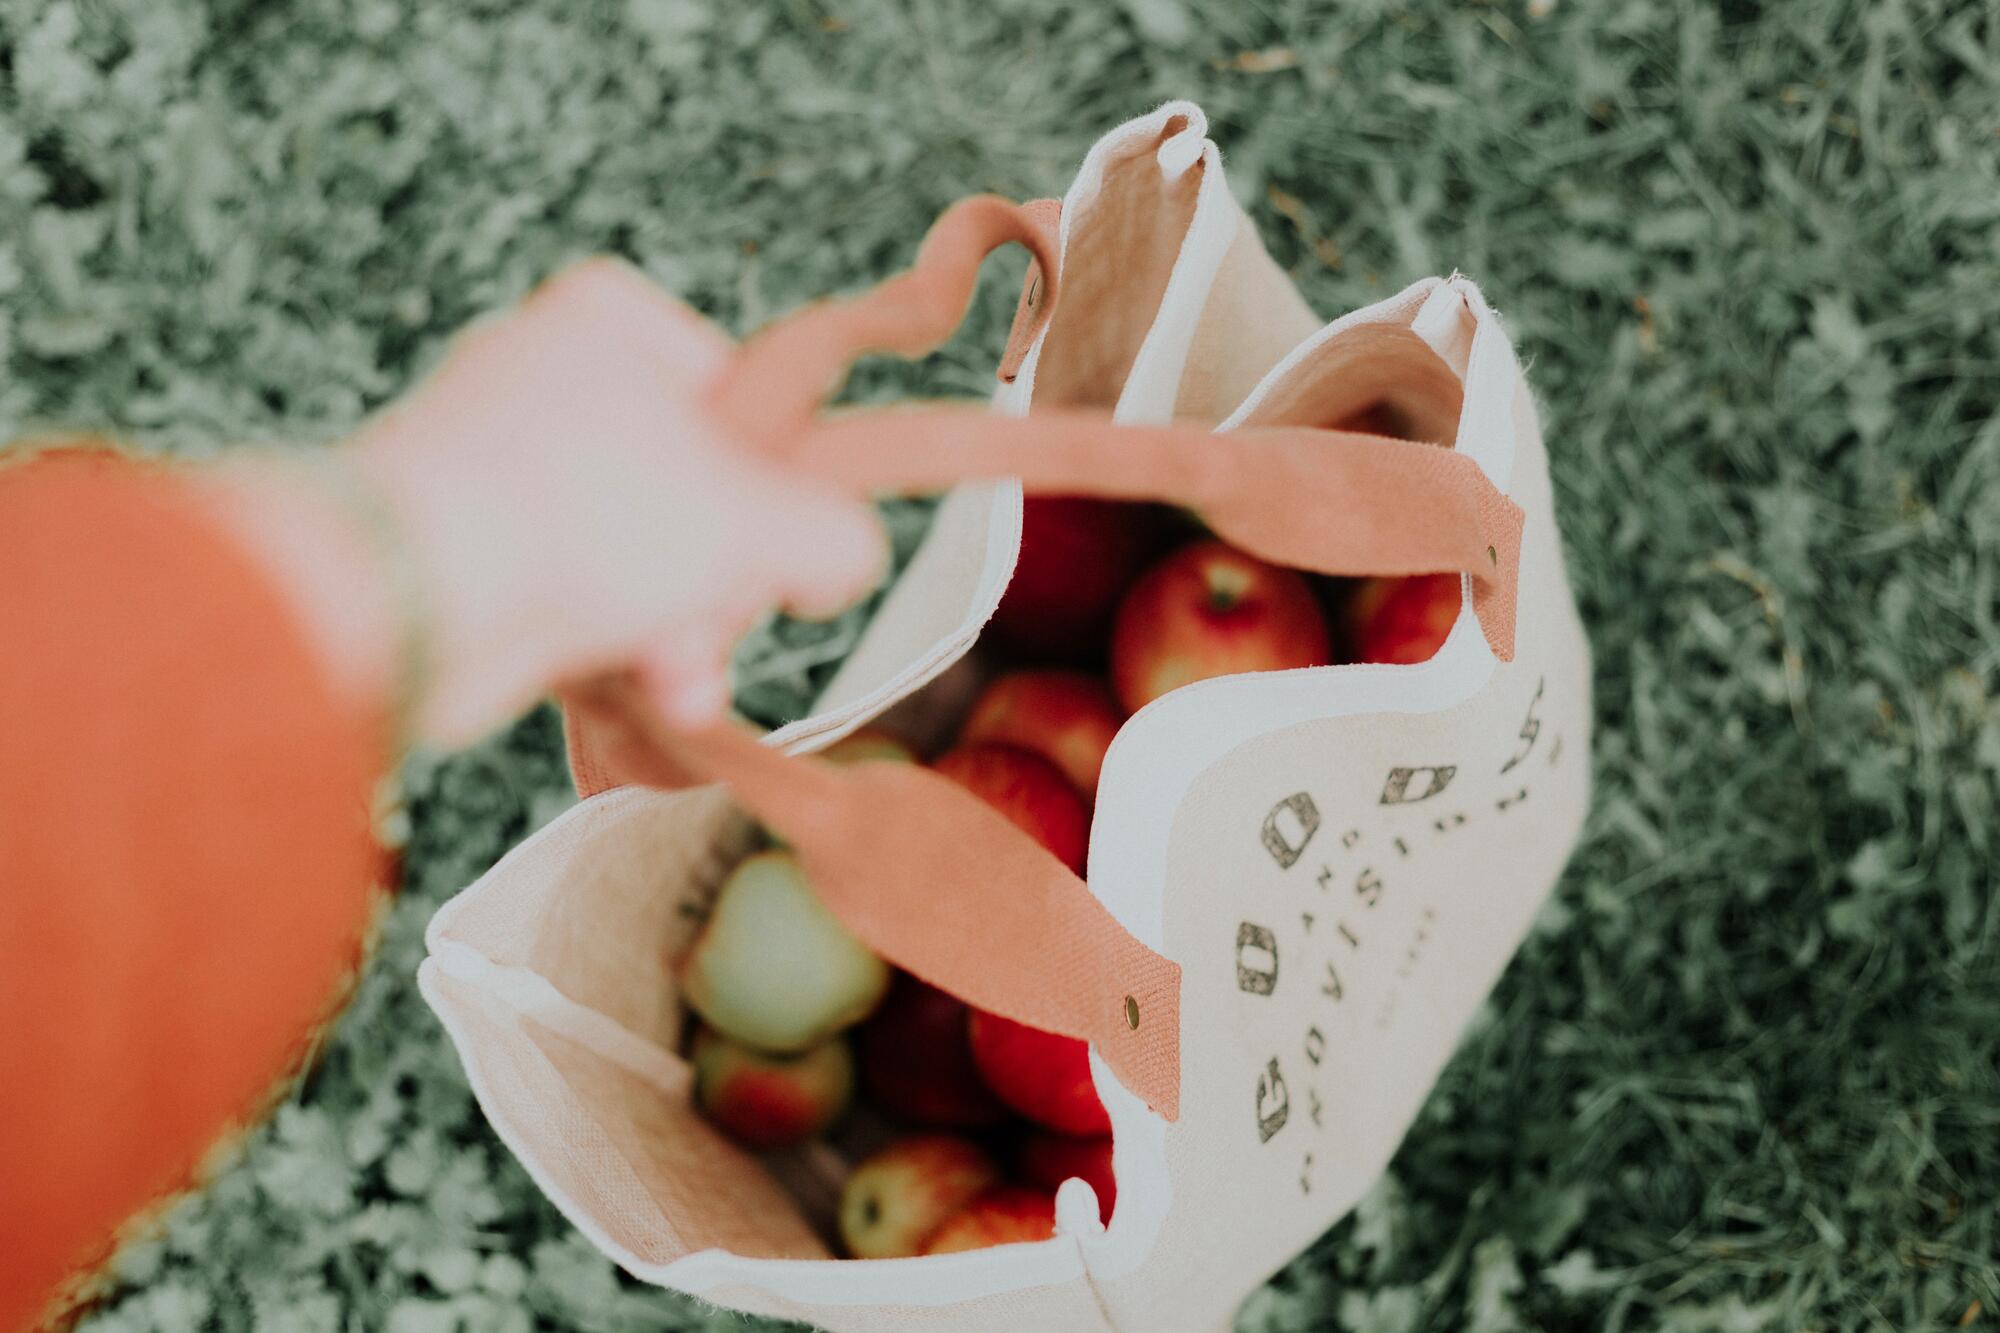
[198,451,418,741]
[347,405,555,750]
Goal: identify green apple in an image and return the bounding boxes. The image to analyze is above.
[681,850,890,1053]
[818,727,919,765]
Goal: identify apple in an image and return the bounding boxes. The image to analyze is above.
[691,1026,852,1150]
[819,727,919,766]
[959,670,1123,801]
[855,972,1007,1128]
[680,850,890,1053]
[1345,573,1461,665]
[931,744,1089,875]
[921,1188,1059,1254]
[988,498,1158,660]
[1020,1133,1116,1225]
[966,1009,1109,1135]
[838,1135,1000,1259]
[1109,539,1332,714]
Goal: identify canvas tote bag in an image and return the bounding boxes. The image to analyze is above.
[565,101,1314,797]
[422,153,1590,1333]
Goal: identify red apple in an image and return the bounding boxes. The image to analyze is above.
[855,972,1007,1128]
[838,1135,1000,1259]
[1109,539,1332,713]
[989,498,1158,660]
[819,727,919,766]
[931,744,1089,874]
[966,1010,1109,1135]
[960,670,1122,801]
[1345,573,1461,665]
[690,1027,853,1150]
[1020,1133,1116,1225]
[922,1188,1059,1254]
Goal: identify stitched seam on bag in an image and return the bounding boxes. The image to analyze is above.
[1077,1248,1122,1333]
[1111,138,1229,427]
[429,942,688,1096]
[771,483,1016,744]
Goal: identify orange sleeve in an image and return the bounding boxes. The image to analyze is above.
[0,450,392,1330]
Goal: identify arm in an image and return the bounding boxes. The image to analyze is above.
[0,260,883,1331]
[0,449,392,1329]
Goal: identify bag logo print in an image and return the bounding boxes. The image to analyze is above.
[1234,678,1563,1196]
[1259,792,1320,868]
[1499,678,1544,775]
[1254,1058,1289,1143]
[1235,922,1280,996]
[1379,765,1457,804]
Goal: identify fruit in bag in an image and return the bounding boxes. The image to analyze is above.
[922,1187,1058,1254]
[855,973,1007,1129]
[987,498,1158,659]
[966,1009,1110,1136]
[960,669,1123,800]
[838,1135,1001,1259]
[1110,539,1331,713]
[681,850,890,1053]
[932,743,1090,874]
[691,1026,853,1149]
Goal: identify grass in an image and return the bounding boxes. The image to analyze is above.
[3,0,1996,1329]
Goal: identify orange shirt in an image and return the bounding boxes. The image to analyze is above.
[0,450,390,1330]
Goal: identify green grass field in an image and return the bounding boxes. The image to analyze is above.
[5,0,1997,1329]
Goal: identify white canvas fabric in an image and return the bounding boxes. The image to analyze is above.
[423,107,1591,1333]
[1081,276,1592,1330]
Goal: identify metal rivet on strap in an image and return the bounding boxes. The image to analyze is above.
[1124,995,1141,1029]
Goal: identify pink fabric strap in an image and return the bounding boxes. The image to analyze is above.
[696,189,1523,657]
[560,195,1068,797]
[997,198,1062,384]
[795,408,1524,660]
[566,682,1181,1120]
[705,195,1063,457]
[567,194,1532,1126]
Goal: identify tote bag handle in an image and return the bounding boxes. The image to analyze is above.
[566,196,1529,1121]
[564,686,1186,1118]
[702,193,1523,659]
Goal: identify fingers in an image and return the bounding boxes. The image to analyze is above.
[635,622,735,729]
[536,254,887,623]
[760,482,889,621]
[561,676,705,791]
[525,257,736,391]
[627,486,881,736]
